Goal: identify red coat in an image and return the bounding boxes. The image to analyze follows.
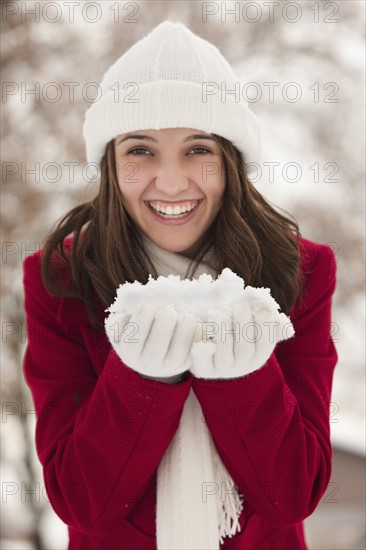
[22,236,338,550]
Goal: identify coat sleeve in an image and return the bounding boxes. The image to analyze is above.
[22,251,193,535]
[192,242,338,527]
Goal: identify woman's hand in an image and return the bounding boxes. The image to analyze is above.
[190,287,295,380]
[105,303,197,379]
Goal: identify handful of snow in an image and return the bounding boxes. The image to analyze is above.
[106,267,283,321]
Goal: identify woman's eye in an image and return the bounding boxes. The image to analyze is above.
[127,148,152,155]
[188,147,212,155]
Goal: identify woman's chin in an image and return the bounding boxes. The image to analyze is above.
[151,236,199,257]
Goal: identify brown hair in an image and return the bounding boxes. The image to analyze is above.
[41,135,305,327]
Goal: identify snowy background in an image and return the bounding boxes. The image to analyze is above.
[1,1,365,548]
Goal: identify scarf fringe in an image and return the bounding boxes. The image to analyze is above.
[212,441,244,544]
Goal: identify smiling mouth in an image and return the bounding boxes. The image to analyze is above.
[145,200,202,218]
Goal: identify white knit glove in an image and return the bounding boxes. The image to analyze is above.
[105,303,198,379]
[190,287,295,380]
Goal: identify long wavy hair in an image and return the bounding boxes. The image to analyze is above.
[41,135,305,327]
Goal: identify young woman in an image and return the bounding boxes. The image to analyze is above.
[22,20,338,550]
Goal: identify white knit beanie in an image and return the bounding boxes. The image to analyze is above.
[83,20,262,175]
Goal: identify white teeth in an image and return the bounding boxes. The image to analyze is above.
[148,201,198,216]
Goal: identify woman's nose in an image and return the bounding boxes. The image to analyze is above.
[154,161,190,196]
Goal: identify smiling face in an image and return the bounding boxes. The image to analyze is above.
[114,128,226,258]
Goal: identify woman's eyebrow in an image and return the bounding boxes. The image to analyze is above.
[183,134,215,142]
[116,134,157,144]
[116,134,215,145]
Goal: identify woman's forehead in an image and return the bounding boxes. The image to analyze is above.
[115,128,216,144]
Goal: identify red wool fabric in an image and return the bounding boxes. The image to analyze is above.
[22,236,338,550]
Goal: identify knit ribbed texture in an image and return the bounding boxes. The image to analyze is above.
[83,20,261,176]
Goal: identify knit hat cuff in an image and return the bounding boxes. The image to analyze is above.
[83,80,262,173]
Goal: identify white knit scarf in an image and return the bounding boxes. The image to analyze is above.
[141,235,244,550]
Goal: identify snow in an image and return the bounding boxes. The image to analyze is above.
[107,267,287,322]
